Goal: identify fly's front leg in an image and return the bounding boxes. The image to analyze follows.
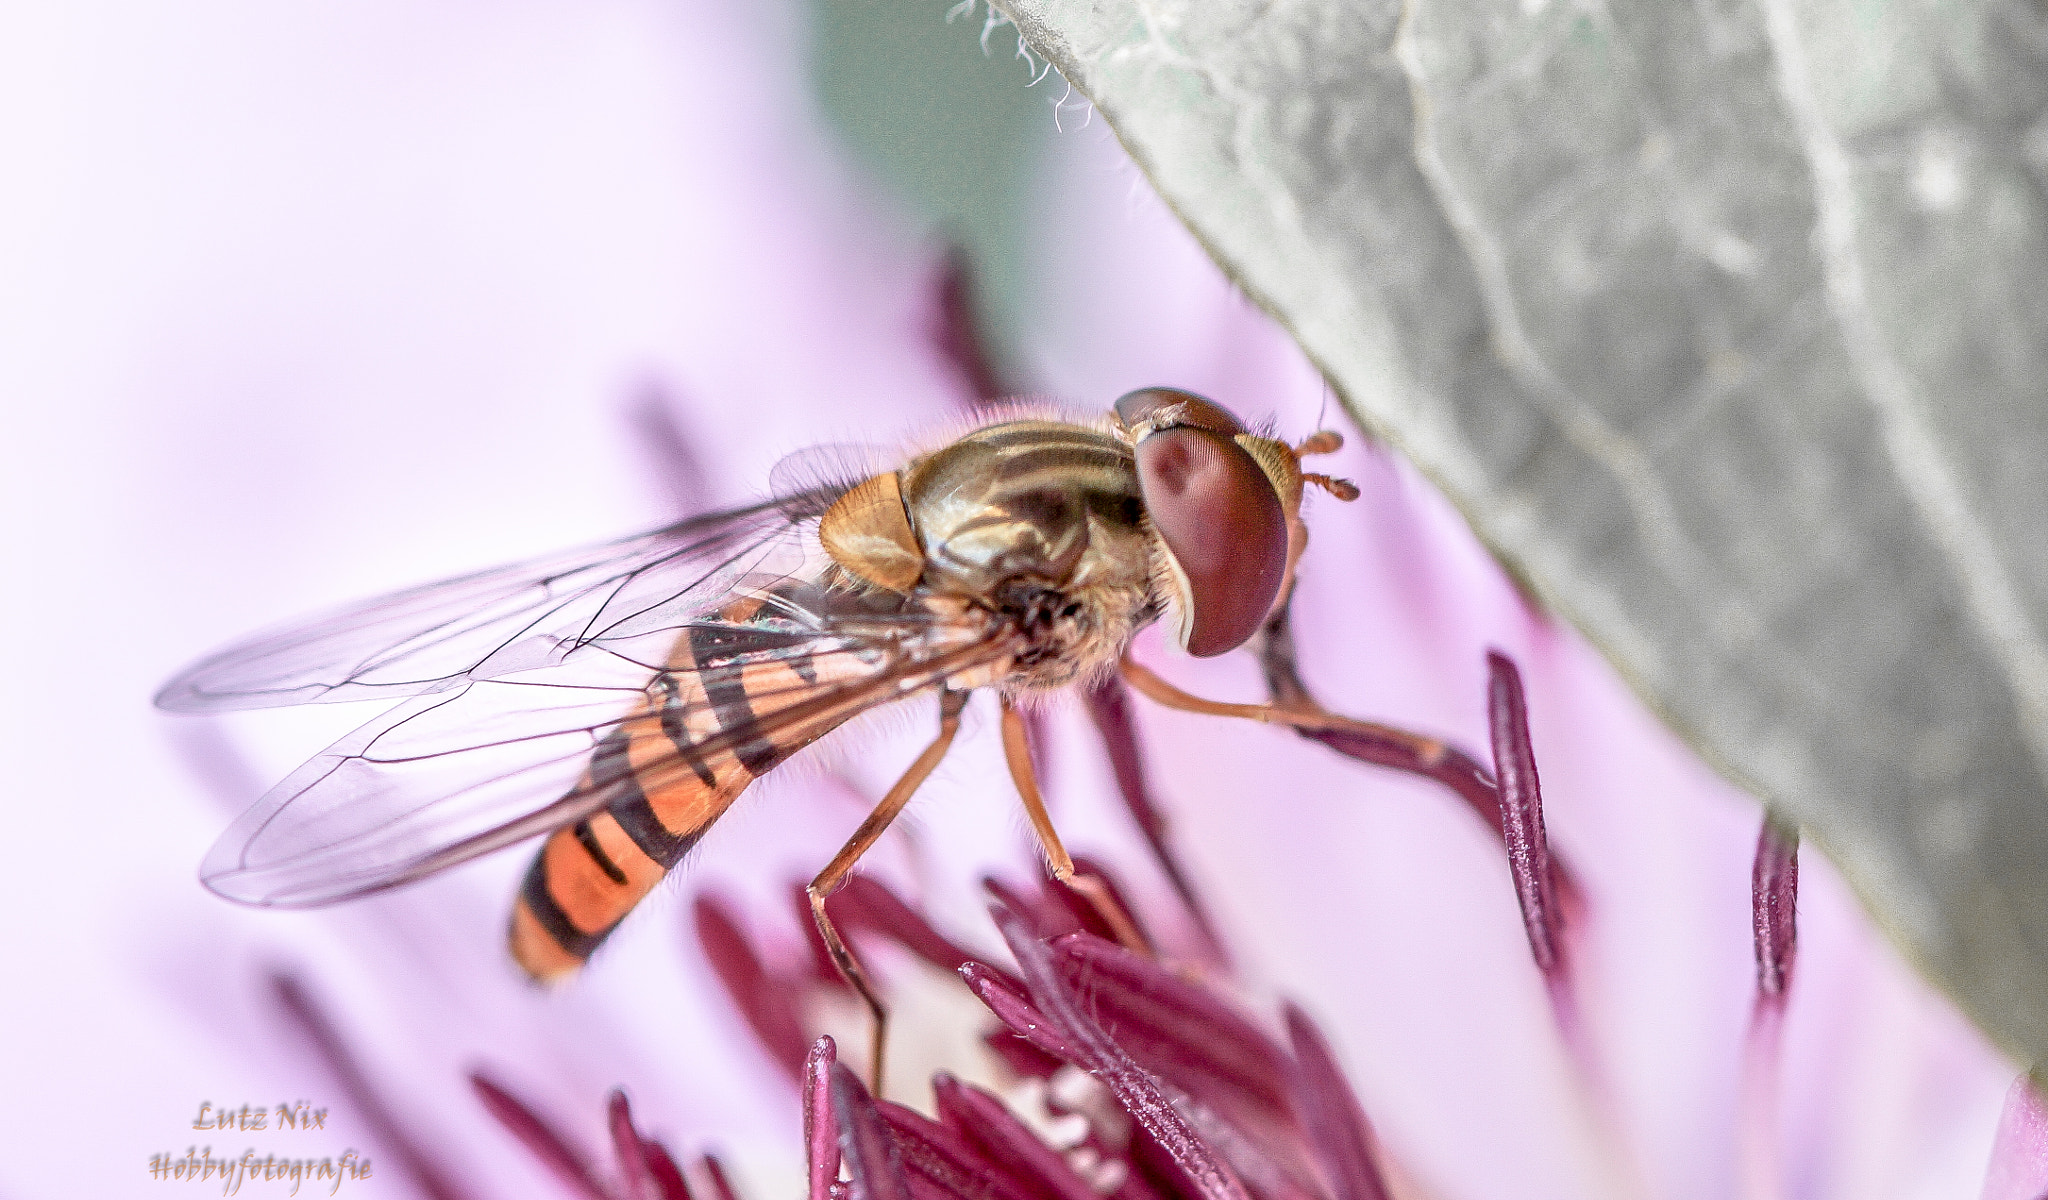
[1118,655,1454,768]
[999,697,1152,955]
[808,685,969,1097]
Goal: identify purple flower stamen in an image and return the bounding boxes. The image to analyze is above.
[270,974,473,1200]
[1482,651,1613,1128]
[608,1091,658,1200]
[1060,855,1160,957]
[1259,605,1499,829]
[984,876,1083,942]
[960,960,1083,1065]
[877,1096,1045,1200]
[979,1018,1070,1083]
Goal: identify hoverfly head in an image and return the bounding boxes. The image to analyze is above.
[1112,387,1357,658]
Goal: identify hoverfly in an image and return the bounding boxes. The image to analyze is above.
[157,388,1357,1075]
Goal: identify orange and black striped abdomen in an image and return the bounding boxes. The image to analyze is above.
[509,614,851,981]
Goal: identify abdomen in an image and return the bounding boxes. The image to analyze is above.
[509,609,851,981]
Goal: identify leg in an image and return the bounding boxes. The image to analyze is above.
[999,697,1151,955]
[1119,655,1452,768]
[809,685,970,1096]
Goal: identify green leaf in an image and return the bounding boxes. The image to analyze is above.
[991,0,2048,1064]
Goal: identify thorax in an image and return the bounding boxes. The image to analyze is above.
[819,419,1160,691]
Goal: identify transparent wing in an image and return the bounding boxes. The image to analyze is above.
[202,587,1017,907]
[156,487,850,713]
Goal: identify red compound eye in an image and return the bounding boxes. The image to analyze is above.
[1135,425,1287,657]
[1114,387,1248,438]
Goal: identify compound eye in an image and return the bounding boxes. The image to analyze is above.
[1114,387,1248,438]
[1136,426,1287,657]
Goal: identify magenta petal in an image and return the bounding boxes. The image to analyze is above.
[1059,858,1160,955]
[932,1073,1102,1200]
[985,876,1084,941]
[961,960,1083,1063]
[991,908,1251,1200]
[878,1097,1044,1200]
[622,379,714,518]
[271,975,472,1200]
[1281,1005,1390,1200]
[806,1036,843,1200]
[1048,932,1293,1119]
[1083,677,1230,961]
[828,876,987,976]
[1485,650,1565,978]
[980,1026,1067,1081]
[610,1090,659,1200]
[694,894,810,1081]
[831,1063,914,1200]
[1980,1073,2048,1200]
[642,1139,695,1200]
[469,1072,609,1200]
[701,1154,747,1200]
[930,245,1006,403]
[1738,817,1801,1197]
[1751,817,1800,1000]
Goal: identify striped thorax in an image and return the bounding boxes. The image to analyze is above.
[823,419,1159,692]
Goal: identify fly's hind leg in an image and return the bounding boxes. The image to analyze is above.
[808,685,970,1097]
[999,696,1152,955]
